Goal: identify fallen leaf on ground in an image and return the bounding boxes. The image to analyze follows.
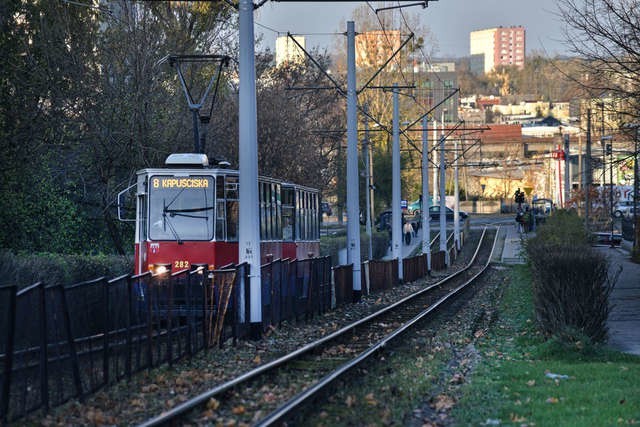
[432,394,456,411]
[346,395,357,407]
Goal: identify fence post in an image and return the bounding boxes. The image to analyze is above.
[60,285,83,400]
[167,276,174,367]
[1,285,17,423]
[126,276,133,380]
[101,278,110,387]
[38,282,49,412]
[146,277,153,369]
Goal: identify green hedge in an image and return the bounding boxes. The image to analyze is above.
[0,250,133,289]
[525,210,618,344]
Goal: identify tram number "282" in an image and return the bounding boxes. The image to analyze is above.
[174,260,190,269]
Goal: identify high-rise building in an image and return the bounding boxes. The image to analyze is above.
[275,35,305,67]
[470,26,525,74]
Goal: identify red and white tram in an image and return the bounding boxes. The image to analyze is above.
[121,153,320,275]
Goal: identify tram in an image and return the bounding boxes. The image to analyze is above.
[119,153,320,275]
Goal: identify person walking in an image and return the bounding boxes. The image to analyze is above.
[515,207,525,234]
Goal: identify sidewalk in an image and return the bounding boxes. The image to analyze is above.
[500,224,528,264]
[597,245,640,356]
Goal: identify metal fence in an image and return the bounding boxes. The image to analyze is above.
[1,240,463,422]
[0,257,333,423]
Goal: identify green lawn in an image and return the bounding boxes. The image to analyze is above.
[453,265,640,426]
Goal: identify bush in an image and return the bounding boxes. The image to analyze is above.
[525,210,618,344]
[532,209,592,245]
[0,250,133,289]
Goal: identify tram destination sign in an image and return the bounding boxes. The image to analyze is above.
[151,176,212,190]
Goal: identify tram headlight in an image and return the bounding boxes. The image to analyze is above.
[149,263,171,275]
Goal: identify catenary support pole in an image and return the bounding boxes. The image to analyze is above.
[585,108,592,227]
[432,119,438,205]
[633,126,639,258]
[439,133,448,266]
[564,134,570,207]
[392,84,403,281]
[454,137,460,251]
[346,21,362,301]
[238,0,261,337]
[363,106,373,260]
[421,116,431,271]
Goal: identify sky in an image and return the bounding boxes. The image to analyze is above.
[254,0,570,58]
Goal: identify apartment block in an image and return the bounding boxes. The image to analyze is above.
[470,26,526,74]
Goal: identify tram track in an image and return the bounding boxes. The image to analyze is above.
[139,227,498,427]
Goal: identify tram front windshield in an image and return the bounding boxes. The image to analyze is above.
[148,175,215,241]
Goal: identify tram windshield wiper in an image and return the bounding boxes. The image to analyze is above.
[162,200,183,244]
[164,206,214,220]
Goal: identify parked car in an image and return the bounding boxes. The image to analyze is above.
[613,200,636,218]
[428,205,468,221]
[321,202,332,217]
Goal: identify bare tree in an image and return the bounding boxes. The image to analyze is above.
[558,0,640,122]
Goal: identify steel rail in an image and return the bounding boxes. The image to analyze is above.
[138,227,494,427]
[257,226,497,426]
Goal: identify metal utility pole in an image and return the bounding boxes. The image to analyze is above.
[346,21,362,301]
[363,107,373,260]
[600,102,606,187]
[433,119,438,205]
[392,84,403,281]
[238,0,261,336]
[607,139,614,247]
[585,108,592,227]
[439,133,448,266]
[564,134,570,207]
[454,137,460,251]
[421,116,431,271]
[633,126,639,258]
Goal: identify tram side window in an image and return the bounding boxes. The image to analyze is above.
[275,183,282,240]
[305,192,310,239]
[260,182,267,239]
[270,183,276,240]
[282,188,294,241]
[216,177,226,240]
[266,183,273,240]
[226,177,239,241]
[310,192,319,239]
[295,189,301,240]
[270,182,281,240]
[138,190,147,242]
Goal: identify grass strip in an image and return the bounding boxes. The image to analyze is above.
[453,265,640,426]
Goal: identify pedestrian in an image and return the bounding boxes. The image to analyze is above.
[515,207,525,234]
[402,215,412,245]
